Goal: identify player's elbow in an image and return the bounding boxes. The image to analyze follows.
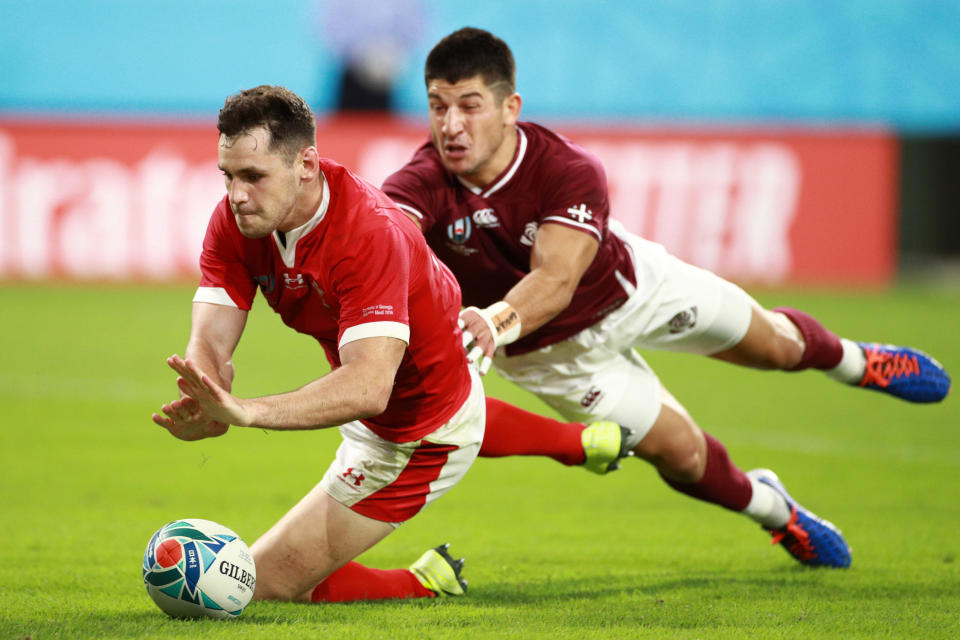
[351,379,394,418]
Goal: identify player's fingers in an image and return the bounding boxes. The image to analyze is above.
[479,356,492,376]
[159,403,185,423]
[152,413,171,428]
[176,376,199,398]
[462,329,475,349]
[466,345,484,365]
[167,354,187,373]
[457,317,465,330]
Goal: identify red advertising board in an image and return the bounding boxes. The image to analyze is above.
[0,116,896,285]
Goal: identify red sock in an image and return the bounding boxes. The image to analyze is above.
[774,307,843,371]
[479,397,586,466]
[310,562,435,602]
[659,432,752,512]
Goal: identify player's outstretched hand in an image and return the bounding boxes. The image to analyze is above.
[459,302,522,376]
[152,355,249,440]
[459,311,495,375]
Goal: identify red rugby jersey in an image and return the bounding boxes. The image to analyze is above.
[195,158,470,442]
[382,121,637,354]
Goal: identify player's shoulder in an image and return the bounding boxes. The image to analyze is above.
[520,122,603,171]
[383,140,450,190]
[519,122,606,188]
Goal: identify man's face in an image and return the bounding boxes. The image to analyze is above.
[217,126,300,239]
[427,75,518,187]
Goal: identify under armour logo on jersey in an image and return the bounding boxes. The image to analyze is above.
[472,208,500,228]
[519,221,539,247]
[566,203,593,223]
[668,306,699,334]
[341,467,365,487]
[447,216,472,244]
[283,273,306,289]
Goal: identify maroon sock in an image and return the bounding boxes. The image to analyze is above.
[311,562,435,602]
[479,397,586,466]
[659,432,752,512]
[774,307,844,371]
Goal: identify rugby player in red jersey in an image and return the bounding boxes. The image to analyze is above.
[153,85,478,603]
[383,28,951,569]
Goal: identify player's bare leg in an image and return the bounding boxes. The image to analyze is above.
[711,300,950,402]
[250,484,395,602]
[710,301,805,370]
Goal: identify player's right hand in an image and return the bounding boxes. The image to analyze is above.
[459,301,522,375]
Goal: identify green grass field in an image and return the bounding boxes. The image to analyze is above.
[1,283,958,639]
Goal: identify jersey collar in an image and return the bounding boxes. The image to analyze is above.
[272,171,330,268]
[456,125,528,199]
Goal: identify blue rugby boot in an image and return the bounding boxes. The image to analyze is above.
[748,469,851,568]
[857,343,950,403]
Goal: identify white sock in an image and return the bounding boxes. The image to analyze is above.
[742,477,791,529]
[826,338,866,384]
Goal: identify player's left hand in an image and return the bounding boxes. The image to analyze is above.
[153,355,253,435]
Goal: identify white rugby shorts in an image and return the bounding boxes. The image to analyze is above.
[493,230,752,438]
[319,366,484,527]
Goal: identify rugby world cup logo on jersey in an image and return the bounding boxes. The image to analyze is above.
[447,216,472,244]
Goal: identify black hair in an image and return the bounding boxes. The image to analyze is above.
[217,85,316,164]
[425,27,516,100]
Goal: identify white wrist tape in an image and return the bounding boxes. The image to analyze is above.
[467,301,522,348]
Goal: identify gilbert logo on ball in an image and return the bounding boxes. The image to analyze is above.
[142,518,256,618]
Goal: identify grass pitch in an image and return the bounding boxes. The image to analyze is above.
[0,283,958,639]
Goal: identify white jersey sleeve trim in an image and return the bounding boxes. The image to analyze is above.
[541,216,603,241]
[193,287,239,308]
[339,321,411,349]
[395,203,424,220]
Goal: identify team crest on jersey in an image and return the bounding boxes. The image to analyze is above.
[472,208,500,228]
[668,306,699,334]
[519,222,539,247]
[447,216,472,244]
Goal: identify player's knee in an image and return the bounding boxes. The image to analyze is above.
[657,444,703,483]
[768,313,806,369]
[633,429,703,482]
[735,310,804,370]
[253,578,296,601]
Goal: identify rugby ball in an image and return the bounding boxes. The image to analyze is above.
[142,518,256,618]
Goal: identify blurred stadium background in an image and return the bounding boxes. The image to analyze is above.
[2,0,959,287]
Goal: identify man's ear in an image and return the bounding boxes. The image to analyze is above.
[502,92,523,126]
[299,146,320,182]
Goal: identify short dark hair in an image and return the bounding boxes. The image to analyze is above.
[425,27,516,101]
[217,85,316,164]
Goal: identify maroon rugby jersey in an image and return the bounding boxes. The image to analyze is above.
[382,121,636,354]
[195,158,470,443]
